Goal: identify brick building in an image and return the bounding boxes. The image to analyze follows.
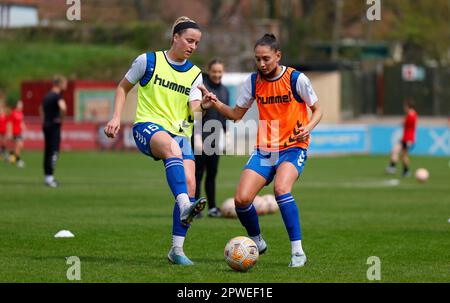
[0,0,142,26]
[0,0,298,27]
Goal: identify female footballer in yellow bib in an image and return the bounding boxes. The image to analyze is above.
[105,17,213,265]
[200,33,323,267]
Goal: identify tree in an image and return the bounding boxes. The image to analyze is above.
[133,0,147,20]
[383,0,449,63]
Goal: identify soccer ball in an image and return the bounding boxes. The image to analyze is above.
[253,196,268,215]
[261,194,278,214]
[224,236,259,272]
[415,168,429,183]
[8,154,16,164]
[221,198,237,218]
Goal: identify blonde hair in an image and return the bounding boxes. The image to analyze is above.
[171,16,197,35]
[53,75,67,86]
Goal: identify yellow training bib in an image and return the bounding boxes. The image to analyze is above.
[135,51,201,137]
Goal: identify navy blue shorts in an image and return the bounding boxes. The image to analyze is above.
[401,140,414,151]
[133,122,194,161]
[244,147,308,185]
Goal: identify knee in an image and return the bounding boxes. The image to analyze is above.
[234,192,253,209]
[165,144,182,159]
[273,183,290,197]
[157,140,182,159]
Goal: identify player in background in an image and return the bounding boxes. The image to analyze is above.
[200,33,323,267]
[7,100,26,168]
[104,16,210,265]
[192,58,230,218]
[40,75,68,187]
[385,99,418,177]
[0,100,8,161]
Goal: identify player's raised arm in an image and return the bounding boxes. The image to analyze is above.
[188,74,208,115]
[198,85,248,121]
[104,78,134,138]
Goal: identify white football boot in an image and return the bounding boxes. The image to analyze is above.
[289,252,307,267]
[251,235,268,255]
[180,197,206,226]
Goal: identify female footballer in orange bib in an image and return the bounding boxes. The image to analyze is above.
[104,17,213,265]
[200,33,323,267]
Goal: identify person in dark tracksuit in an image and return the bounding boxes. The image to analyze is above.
[193,59,230,217]
[40,75,68,188]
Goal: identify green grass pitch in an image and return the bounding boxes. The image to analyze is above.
[0,151,449,282]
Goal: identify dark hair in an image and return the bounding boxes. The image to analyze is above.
[404,99,415,109]
[254,33,280,51]
[6,94,18,108]
[207,58,224,70]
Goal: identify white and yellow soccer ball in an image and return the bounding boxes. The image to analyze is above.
[415,168,429,183]
[224,236,259,272]
[253,195,269,215]
[220,198,237,218]
[261,194,278,214]
[8,153,17,164]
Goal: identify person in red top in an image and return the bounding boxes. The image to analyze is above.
[7,100,26,168]
[386,100,417,177]
[200,33,323,267]
[0,100,8,160]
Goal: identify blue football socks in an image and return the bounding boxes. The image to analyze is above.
[163,157,188,197]
[276,193,302,241]
[236,203,261,237]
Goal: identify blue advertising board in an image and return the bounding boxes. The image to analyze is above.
[307,125,448,156]
[369,126,449,156]
[309,125,368,155]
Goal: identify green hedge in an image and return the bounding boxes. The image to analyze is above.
[0,22,166,50]
[0,42,140,97]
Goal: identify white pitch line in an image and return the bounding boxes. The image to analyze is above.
[299,179,401,188]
